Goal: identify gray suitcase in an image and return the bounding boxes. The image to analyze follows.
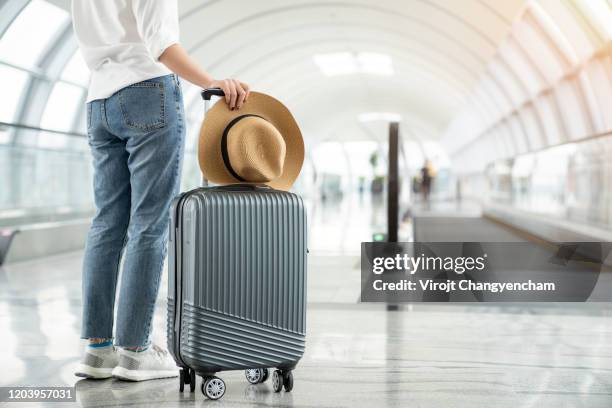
[167,89,307,400]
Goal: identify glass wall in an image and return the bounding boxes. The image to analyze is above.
[444,0,612,232]
[483,136,612,229]
[445,0,612,168]
[5,0,612,237]
[0,0,91,225]
[0,1,201,226]
[0,127,93,226]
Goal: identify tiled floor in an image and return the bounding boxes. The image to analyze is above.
[2,240,612,407]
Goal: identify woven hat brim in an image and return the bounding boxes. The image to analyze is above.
[198,91,304,191]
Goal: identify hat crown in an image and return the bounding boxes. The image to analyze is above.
[226,117,286,183]
[198,91,304,191]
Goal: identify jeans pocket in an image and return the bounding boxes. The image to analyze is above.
[119,82,166,131]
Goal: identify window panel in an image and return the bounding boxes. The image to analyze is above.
[75,106,87,134]
[554,79,591,141]
[574,0,612,41]
[499,121,516,157]
[488,58,528,106]
[476,135,490,163]
[530,147,568,216]
[472,85,500,129]
[465,110,485,146]
[484,130,498,160]
[450,0,612,178]
[0,65,29,123]
[519,104,544,150]
[61,51,90,86]
[39,82,84,136]
[444,112,479,154]
[512,153,536,209]
[470,93,497,132]
[534,93,564,146]
[493,123,508,158]
[0,127,11,144]
[485,133,497,161]
[481,75,512,119]
[463,146,479,173]
[0,0,69,69]
[491,130,507,159]
[513,19,566,84]
[584,56,612,132]
[509,114,529,154]
[576,69,604,133]
[498,38,545,97]
[538,0,598,60]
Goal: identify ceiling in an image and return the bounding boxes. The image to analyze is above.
[50,0,526,144]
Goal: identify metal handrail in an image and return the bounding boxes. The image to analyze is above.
[0,59,87,90]
[0,121,197,154]
[0,121,86,138]
[453,127,612,157]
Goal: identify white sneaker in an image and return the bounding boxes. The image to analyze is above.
[112,344,179,381]
[75,344,119,379]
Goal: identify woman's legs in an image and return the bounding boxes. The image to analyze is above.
[78,75,184,381]
[113,124,184,347]
[104,74,185,348]
[81,100,131,341]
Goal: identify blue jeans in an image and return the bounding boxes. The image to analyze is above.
[81,74,185,348]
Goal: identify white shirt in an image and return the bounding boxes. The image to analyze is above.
[71,0,179,102]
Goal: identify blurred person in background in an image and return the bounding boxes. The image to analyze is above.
[72,0,249,382]
[421,159,435,206]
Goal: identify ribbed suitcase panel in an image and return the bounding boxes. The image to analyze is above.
[172,188,307,372]
[183,190,306,334]
[180,303,305,370]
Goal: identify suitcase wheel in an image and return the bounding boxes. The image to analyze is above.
[189,369,196,392]
[272,370,294,393]
[272,370,283,393]
[179,368,197,392]
[179,369,186,392]
[245,368,269,384]
[283,371,294,392]
[202,376,226,400]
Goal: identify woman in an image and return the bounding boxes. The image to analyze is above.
[72,0,248,381]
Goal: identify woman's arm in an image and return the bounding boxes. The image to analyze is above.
[159,43,250,110]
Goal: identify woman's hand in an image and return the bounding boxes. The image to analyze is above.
[158,44,250,110]
[208,79,250,110]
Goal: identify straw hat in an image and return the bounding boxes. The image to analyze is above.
[198,91,304,191]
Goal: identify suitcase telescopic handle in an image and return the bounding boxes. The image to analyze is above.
[200,88,226,187]
[201,88,225,101]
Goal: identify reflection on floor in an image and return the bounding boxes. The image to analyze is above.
[306,192,387,254]
[2,245,612,407]
[306,191,415,254]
